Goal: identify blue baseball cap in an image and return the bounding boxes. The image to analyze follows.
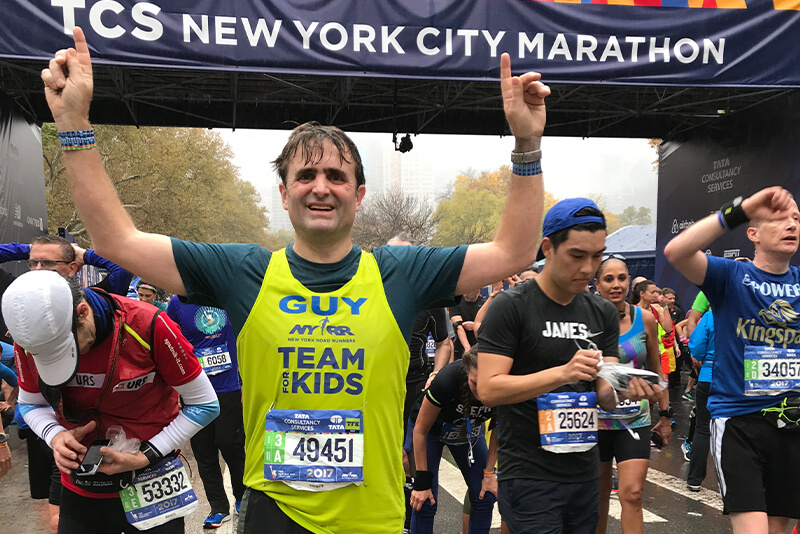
[536,198,606,261]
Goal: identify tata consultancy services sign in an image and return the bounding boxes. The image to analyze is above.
[0,0,798,87]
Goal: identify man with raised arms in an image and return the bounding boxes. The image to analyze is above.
[665,187,800,534]
[40,28,548,534]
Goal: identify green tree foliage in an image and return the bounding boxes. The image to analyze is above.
[619,205,653,227]
[42,124,270,247]
[433,165,559,246]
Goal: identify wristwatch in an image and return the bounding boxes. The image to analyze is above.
[139,440,162,467]
[0,432,8,444]
[659,407,674,419]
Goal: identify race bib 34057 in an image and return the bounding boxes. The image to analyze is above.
[744,346,800,395]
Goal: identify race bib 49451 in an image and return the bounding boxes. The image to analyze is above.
[264,409,364,489]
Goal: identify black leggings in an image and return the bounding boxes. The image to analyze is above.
[58,487,184,534]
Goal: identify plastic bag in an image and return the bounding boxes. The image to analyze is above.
[597,362,667,392]
[106,425,140,455]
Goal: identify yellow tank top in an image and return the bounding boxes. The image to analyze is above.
[237,249,408,533]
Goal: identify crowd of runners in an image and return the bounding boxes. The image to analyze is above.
[0,25,798,534]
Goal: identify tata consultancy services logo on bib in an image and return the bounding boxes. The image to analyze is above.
[195,307,227,335]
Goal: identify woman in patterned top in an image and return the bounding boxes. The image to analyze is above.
[594,256,672,534]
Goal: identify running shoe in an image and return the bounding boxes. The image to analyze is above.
[235,500,241,514]
[687,483,701,492]
[683,391,694,402]
[203,512,231,529]
[681,439,692,462]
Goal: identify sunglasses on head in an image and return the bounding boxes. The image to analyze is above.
[601,253,626,263]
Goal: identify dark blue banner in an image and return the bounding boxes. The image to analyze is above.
[1,0,799,87]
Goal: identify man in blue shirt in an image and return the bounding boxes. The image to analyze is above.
[666,187,800,533]
[167,297,246,529]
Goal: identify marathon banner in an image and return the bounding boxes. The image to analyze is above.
[654,124,800,308]
[1,0,800,87]
[0,105,47,277]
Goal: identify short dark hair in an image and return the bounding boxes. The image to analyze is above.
[662,288,676,296]
[546,206,607,251]
[31,235,76,262]
[272,122,365,188]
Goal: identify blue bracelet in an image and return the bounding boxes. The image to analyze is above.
[58,129,96,151]
[717,211,728,230]
[512,160,542,176]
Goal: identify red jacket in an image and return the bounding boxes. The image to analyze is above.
[16,292,202,495]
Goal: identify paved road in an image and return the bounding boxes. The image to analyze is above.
[1,387,796,533]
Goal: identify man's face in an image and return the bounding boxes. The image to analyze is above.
[279,140,366,245]
[749,201,800,258]
[29,243,78,277]
[546,229,606,296]
[663,292,675,307]
[75,302,96,354]
[137,287,156,304]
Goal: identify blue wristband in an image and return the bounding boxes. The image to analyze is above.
[512,160,542,176]
[58,129,96,151]
[717,211,727,230]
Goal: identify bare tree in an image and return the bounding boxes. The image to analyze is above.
[352,187,438,250]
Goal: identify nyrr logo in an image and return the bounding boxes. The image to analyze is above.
[289,317,354,337]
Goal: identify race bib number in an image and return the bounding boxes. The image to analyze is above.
[598,398,647,420]
[439,420,482,445]
[264,409,363,490]
[196,344,232,376]
[538,392,598,453]
[120,456,198,531]
[744,347,800,395]
[425,334,436,357]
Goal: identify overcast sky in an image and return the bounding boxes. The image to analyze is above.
[216,129,658,218]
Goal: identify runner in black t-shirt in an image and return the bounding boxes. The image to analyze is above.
[406,347,497,534]
[477,198,661,534]
[450,291,487,360]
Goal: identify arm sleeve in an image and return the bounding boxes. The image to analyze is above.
[18,389,67,446]
[688,312,711,363]
[0,361,17,387]
[0,242,30,263]
[146,371,220,456]
[84,249,134,296]
[475,292,522,358]
[430,308,449,343]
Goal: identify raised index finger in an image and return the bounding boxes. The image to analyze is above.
[72,26,92,73]
[500,53,513,100]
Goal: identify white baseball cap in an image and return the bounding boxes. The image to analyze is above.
[2,270,79,387]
